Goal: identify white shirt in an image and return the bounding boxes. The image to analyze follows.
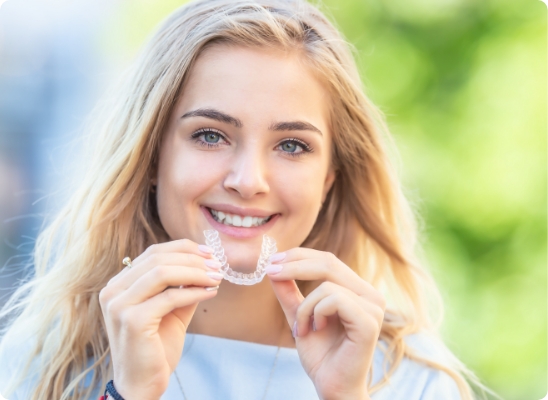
[161,333,462,400]
[0,332,462,399]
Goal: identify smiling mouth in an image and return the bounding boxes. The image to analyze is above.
[207,207,274,228]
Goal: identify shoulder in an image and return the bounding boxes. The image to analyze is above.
[370,333,462,400]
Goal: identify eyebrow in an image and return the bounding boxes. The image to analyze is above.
[180,107,323,136]
[268,121,322,136]
[181,108,243,128]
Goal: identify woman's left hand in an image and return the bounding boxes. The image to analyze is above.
[267,248,386,400]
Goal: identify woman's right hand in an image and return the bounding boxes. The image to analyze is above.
[99,239,223,400]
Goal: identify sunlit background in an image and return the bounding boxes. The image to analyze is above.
[0,0,545,399]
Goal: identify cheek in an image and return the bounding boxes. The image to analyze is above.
[271,161,326,229]
[155,142,229,232]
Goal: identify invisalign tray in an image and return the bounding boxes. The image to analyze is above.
[203,229,277,285]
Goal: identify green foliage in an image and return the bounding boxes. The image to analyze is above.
[324,0,546,398]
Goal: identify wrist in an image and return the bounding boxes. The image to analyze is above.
[103,380,160,400]
[331,394,370,400]
[321,387,370,400]
[104,380,125,400]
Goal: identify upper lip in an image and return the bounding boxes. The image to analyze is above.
[203,204,277,218]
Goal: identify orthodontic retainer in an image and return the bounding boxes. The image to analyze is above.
[203,229,277,285]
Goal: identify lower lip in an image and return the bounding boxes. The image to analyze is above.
[201,206,280,239]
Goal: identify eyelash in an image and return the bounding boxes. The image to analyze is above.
[190,129,314,157]
[190,128,228,148]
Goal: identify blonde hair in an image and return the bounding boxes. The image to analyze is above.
[0,0,500,399]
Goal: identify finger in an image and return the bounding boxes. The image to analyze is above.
[119,265,224,305]
[295,281,365,337]
[267,248,371,297]
[107,265,132,286]
[117,252,223,290]
[110,238,215,285]
[135,239,215,264]
[268,278,304,331]
[120,286,219,332]
[313,292,378,344]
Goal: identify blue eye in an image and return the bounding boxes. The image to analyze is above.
[190,128,228,148]
[278,138,312,157]
[281,141,299,153]
[204,132,221,143]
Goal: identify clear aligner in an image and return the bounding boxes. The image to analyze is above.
[203,229,277,285]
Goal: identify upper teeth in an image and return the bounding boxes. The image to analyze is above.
[210,209,271,227]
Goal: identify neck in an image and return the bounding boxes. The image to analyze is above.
[188,278,295,348]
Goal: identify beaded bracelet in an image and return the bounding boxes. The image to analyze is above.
[101,380,125,400]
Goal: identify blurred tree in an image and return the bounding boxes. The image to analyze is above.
[324,1,546,398]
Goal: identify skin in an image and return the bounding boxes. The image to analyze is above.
[99,45,385,400]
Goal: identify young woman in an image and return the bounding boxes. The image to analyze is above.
[0,0,497,399]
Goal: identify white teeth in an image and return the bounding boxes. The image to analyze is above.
[242,216,252,227]
[209,208,271,228]
[232,215,242,227]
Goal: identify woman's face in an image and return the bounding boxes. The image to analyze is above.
[155,45,335,271]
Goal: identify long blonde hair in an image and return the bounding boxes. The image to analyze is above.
[0,0,499,399]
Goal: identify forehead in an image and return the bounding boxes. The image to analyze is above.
[176,44,331,134]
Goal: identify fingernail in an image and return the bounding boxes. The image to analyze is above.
[198,245,214,254]
[204,259,222,270]
[265,264,283,275]
[292,321,298,338]
[205,285,219,291]
[269,252,286,263]
[206,271,224,281]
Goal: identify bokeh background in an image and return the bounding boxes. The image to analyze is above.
[0,0,545,399]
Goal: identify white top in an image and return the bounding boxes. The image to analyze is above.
[0,332,462,399]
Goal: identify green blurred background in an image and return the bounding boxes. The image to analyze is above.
[102,0,546,399]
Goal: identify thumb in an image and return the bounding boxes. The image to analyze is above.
[268,277,304,329]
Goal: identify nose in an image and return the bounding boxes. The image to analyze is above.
[223,145,270,198]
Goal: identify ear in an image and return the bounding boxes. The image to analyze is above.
[321,167,336,204]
